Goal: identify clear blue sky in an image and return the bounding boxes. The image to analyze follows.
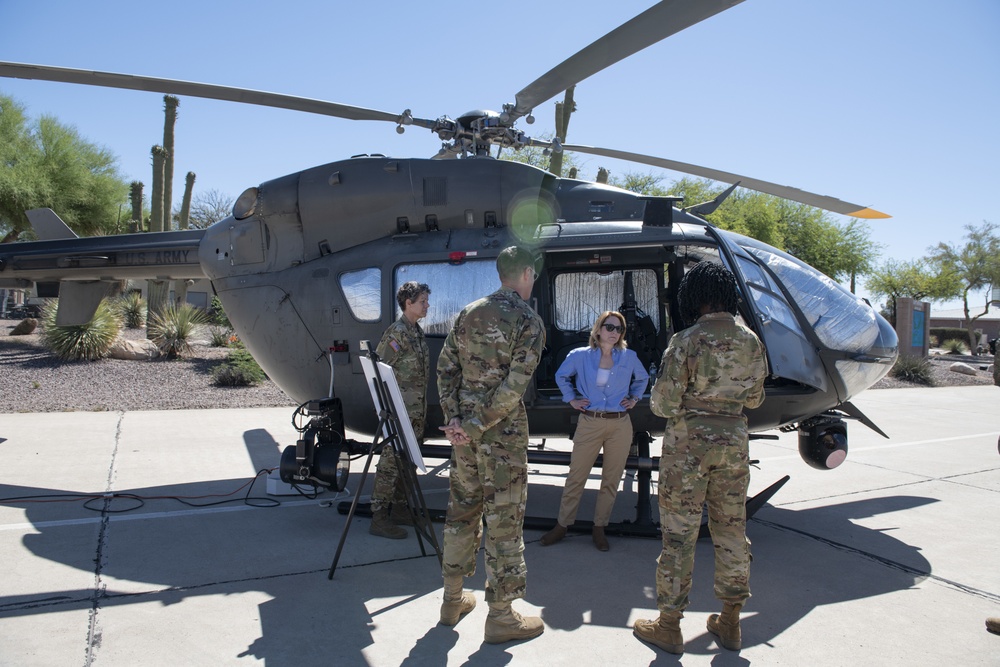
[1,0,997,311]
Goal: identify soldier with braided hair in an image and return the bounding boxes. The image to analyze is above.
[634,261,768,655]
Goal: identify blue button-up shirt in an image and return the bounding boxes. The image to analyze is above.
[555,346,649,412]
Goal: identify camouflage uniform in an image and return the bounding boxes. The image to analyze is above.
[437,286,545,603]
[650,312,767,612]
[371,315,429,513]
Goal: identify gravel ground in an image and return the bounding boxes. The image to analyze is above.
[0,321,294,413]
[0,321,996,414]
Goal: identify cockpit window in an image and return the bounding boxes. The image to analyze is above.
[745,246,878,353]
[736,256,809,342]
[394,260,500,335]
[553,269,660,332]
[340,267,381,322]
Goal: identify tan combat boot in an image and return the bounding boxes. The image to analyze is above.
[369,509,406,539]
[633,610,684,654]
[484,601,544,644]
[539,524,567,546]
[439,576,476,625]
[707,602,743,650]
[390,503,415,526]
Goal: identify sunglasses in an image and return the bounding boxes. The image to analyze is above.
[602,323,625,334]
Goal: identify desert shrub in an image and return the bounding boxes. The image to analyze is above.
[115,291,147,328]
[890,354,935,386]
[210,296,232,328]
[148,303,209,359]
[209,326,235,347]
[40,299,123,361]
[942,338,968,355]
[930,327,969,346]
[212,345,265,386]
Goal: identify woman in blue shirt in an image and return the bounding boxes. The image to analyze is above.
[541,310,649,551]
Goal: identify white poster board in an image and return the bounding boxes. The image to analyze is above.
[359,355,426,472]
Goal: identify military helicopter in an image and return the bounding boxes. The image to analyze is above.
[0,0,898,501]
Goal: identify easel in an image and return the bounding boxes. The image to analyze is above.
[328,341,441,579]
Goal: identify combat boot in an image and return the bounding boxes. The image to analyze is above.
[439,576,476,625]
[539,523,567,546]
[484,601,544,644]
[369,509,406,539]
[707,602,743,651]
[633,610,684,654]
[390,503,415,526]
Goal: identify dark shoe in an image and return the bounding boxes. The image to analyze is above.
[540,524,567,546]
[633,611,683,654]
[707,602,743,651]
[390,503,415,526]
[987,617,1000,635]
[484,601,544,644]
[369,509,406,539]
[592,525,609,551]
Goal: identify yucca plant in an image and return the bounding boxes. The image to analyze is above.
[116,291,147,328]
[890,354,935,386]
[40,298,123,361]
[148,303,209,359]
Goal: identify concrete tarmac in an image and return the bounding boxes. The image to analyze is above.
[1,385,998,666]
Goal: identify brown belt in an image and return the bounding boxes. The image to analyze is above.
[581,409,628,420]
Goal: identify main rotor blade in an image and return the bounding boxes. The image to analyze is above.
[512,0,745,118]
[562,144,890,219]
[0,61,435,126]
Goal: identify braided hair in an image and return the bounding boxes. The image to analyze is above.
[677,261,739,326]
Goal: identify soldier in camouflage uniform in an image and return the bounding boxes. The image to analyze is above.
[634,262,768,655]
[369,281,431,540]
[436,246,547,643]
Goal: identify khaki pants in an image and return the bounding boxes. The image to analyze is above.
[557,413,633,527]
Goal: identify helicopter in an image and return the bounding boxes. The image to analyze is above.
[0,0,898,499]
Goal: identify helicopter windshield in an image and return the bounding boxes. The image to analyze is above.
[735,240,895,400]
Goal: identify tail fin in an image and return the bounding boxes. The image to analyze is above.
[26,208,78,240]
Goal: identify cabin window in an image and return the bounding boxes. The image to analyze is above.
[340,267,381,321]
[394,260,500,335]
[553,269,660,332]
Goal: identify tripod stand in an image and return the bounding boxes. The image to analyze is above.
[328,341,441,579]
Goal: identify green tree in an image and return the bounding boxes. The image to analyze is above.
[927,221,1000,350]
[610,171,671,196]
[0,93,129,242]
[865,258,960,325]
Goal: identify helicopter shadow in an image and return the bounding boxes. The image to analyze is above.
[521,495,937,655]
